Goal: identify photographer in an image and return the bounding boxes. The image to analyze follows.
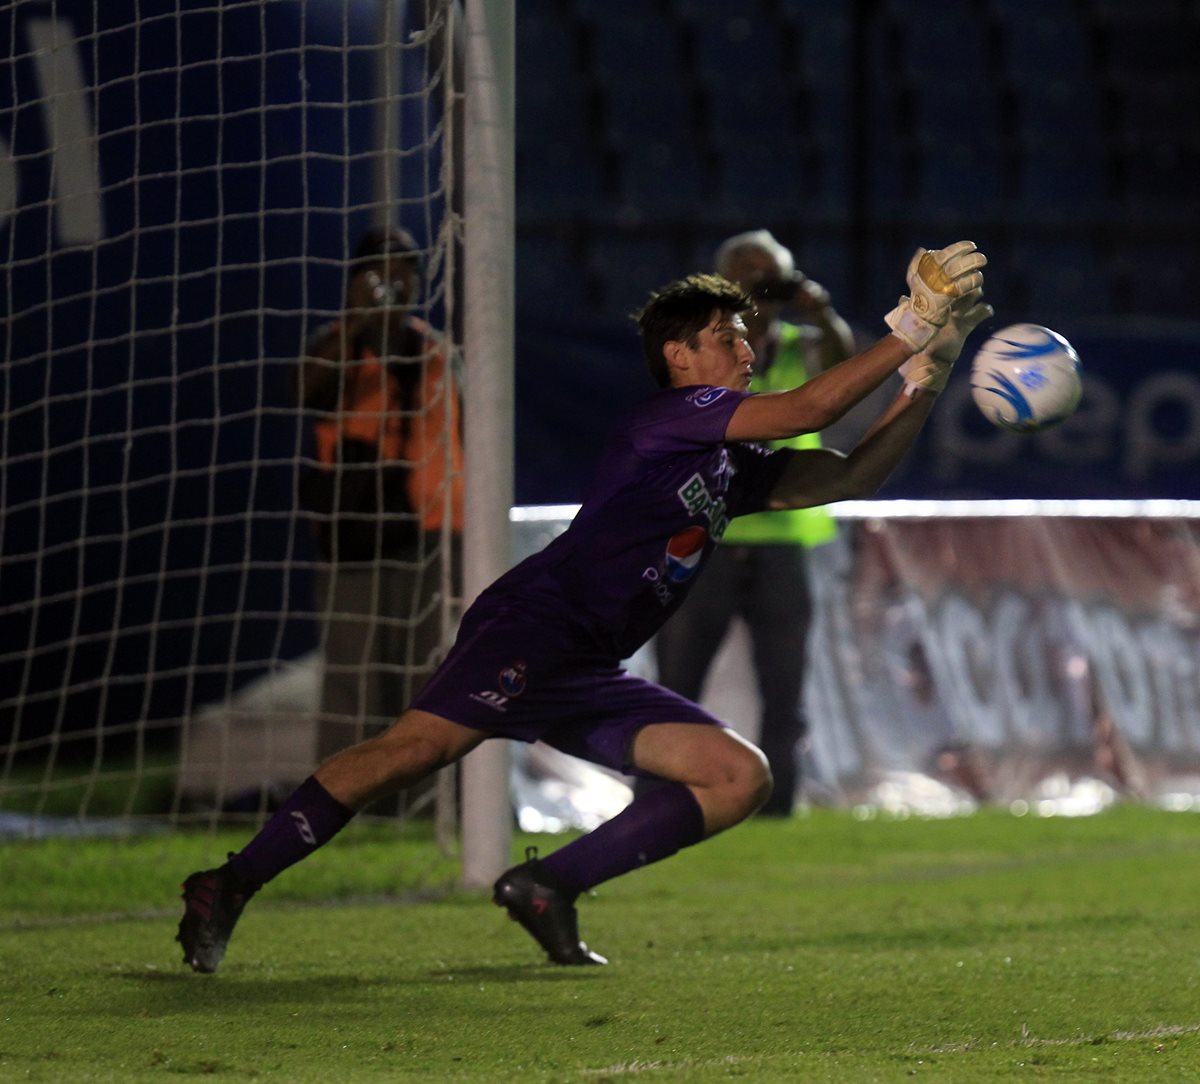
[298,225,464,769]
[652,229,853,815]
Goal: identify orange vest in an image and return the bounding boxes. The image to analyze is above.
[311,318,464,535]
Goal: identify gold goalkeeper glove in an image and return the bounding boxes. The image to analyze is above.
[885,240,987,351]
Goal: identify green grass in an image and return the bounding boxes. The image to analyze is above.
[4,806,1200,1081]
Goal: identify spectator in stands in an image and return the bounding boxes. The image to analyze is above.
[297,225,464,768]
[178,247,990,973]
[653,230,854,815]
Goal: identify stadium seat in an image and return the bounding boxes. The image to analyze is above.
[704,73,802,144]
[774,0,834,22]
[598,73,698,147]
[516,2,580,84]
[587,11,685,79]
[910,141,1007,224]
[1009,239,1108,322]
[713,137,826,222]
[1090,0,1187,22]
[1108,73,1200,146]
[516,139,611,224]
[994,8,1093,80]
[586,234,686,318]
[797,69,852,143]
[516,76,596,151]
[1110,239,1199,318]
[789,10,852,82]
[614,139,710,221]
[1099,17,1197,74]
[674,0,759,21]
[886,7,995,77]
[1012,134,1110,225]
[1116,142,1200,225]
[690,14,787,81]
[516,234,591,316]
[1009,75,1105,161]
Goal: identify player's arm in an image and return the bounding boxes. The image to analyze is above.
[764,386,936,509]
[764,291,995,508]
[726,241,988,443]
[726,332,910,442]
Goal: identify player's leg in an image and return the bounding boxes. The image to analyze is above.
[177,709,486,973]
[745,544,812,816]
[629,721,772,833]
[313,708,485,809]
[495,721,770,965]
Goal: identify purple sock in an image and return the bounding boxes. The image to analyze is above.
[226,776,355,887]
[538,781,706,897]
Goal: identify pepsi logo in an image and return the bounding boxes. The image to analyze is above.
[665,525,708,582]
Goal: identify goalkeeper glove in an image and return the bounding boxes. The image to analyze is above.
[885,241,987,351]
[899,291,994,395]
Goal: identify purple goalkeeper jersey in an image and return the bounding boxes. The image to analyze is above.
[478,384,791,660]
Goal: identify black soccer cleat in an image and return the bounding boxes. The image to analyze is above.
[176,859,257,974]
[492,854,607,966]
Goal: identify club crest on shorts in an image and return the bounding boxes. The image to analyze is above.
[665,525,708,582]
[498,662,527,697]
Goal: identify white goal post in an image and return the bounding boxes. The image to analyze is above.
[459,0,515,887]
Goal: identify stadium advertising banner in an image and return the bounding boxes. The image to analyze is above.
[798,516,1200,811]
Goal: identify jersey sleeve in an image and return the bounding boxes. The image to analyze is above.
[726,443,795,517]
[627,386,750,456]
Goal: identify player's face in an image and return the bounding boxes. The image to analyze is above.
[678,311,755,391]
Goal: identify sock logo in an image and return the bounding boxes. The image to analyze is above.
[291,810,317,846]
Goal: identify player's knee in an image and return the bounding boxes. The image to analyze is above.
[725,740,772,818]
[745,747,774,813]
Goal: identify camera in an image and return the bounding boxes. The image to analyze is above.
[751,274,805,302]
[363,269,405,308]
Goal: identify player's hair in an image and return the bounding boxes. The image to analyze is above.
[634,273,752,388]
[714,228,795,280]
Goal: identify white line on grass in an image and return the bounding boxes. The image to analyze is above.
[929,1022,1200,1053]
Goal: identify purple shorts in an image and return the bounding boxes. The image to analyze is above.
[410,602,724,776]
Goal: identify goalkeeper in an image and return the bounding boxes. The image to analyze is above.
[178,242,991,970]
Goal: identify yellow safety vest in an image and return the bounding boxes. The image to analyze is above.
[723,322,838,548]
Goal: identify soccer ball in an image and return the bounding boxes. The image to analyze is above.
[970,324,1082,433]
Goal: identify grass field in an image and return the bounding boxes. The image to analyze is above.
[4,805,1200,1082]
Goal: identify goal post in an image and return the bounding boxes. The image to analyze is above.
[459,0,515,887]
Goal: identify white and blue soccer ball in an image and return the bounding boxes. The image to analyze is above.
[970,323,1082,433]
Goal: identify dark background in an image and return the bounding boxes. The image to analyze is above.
[3,0,1198,753]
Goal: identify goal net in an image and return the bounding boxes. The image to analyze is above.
[1,0,468,853]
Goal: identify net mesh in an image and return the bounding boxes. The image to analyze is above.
[1,0,463,843]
